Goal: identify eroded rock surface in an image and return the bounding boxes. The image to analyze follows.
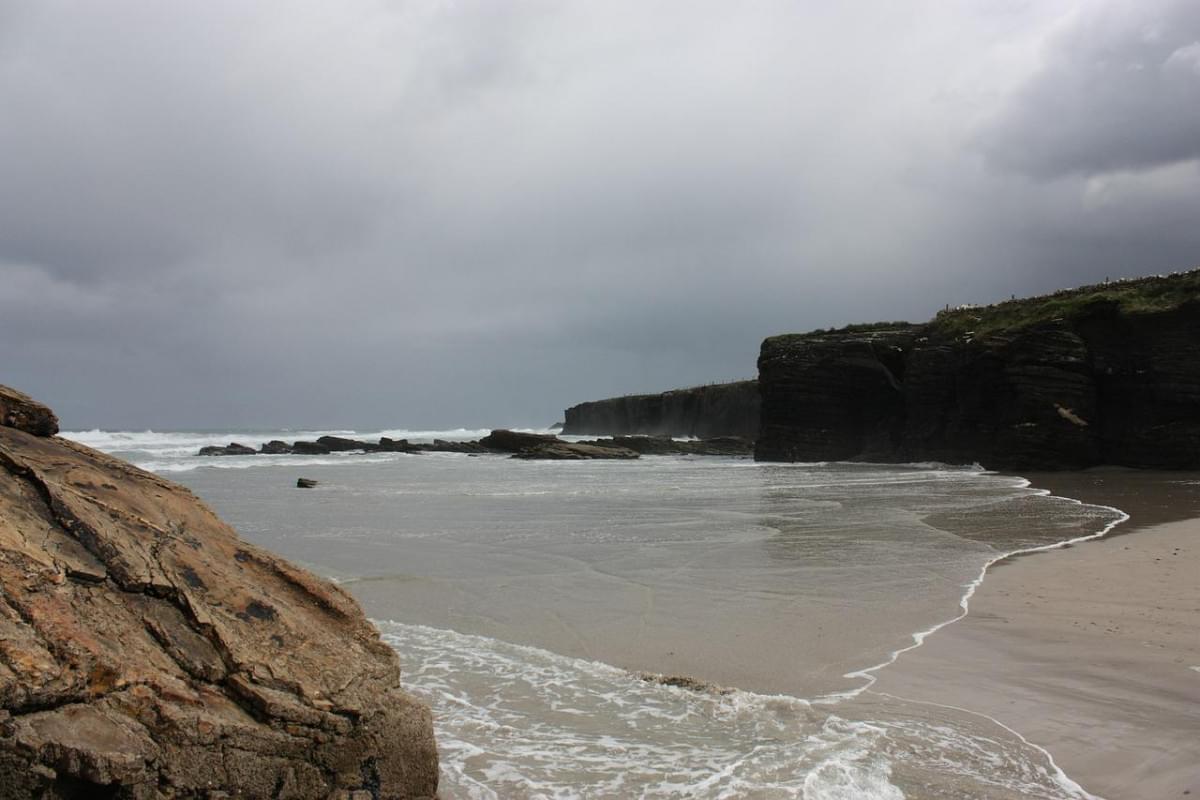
[0,387,438,799]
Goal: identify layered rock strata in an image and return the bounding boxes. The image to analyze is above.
[0,387,438,798]
[756,271,1200,470]
[562,381,759,439]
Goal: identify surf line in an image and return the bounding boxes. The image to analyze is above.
[817,475,1130,704]
[870,689,1105,800]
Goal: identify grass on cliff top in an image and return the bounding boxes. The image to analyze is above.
[763,321,915,349]
[767,268,1200,346]
[930,268,1200,337]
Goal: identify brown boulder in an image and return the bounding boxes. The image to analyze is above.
[0,386,438,798]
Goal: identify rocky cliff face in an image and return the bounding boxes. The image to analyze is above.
[756,272,1200,470]
[562,380,759,439]
[0,387,438,798]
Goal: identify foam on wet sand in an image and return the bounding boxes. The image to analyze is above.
[875,471,1200,800]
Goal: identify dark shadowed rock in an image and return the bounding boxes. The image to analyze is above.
[477,429,558,453]
[291,440,332,455]
[563,381,759,439]
[296,477,319,488]
[259,439,293,454]
[316,436,372,452]
[0,386,438,798]
[414,439,491,454]
[512,442,640,460]
[197,442,258,456]
[756,270,1200,470]
[681,436,755,456]
[581,436,754,456]
[580,436,682,455]
[0,386,58,437]
[376,437,417,453]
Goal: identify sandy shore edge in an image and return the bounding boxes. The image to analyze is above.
[875,471,1200,800]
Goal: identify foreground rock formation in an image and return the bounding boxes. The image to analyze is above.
[756,270,1200,470]
[0,387,438,798]
[562,380,759,439]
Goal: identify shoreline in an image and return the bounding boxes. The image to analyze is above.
[822,472,1130,705]
[875,469,1200,800]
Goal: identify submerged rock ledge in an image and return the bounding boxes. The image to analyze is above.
[0,386,438,798]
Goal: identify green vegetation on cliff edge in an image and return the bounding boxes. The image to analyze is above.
[768,268,1200,346]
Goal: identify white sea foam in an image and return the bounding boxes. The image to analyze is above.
[378,620,1100,798]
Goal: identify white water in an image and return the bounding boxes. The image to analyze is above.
[378,621,1100,799]
[63,426,553,473]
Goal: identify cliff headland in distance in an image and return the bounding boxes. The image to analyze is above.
[566,268,1200,472]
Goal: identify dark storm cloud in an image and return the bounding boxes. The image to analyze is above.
[979,0,1200,178]
[2,1,1199,429]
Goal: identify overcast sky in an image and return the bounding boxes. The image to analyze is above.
[3,0,1198,429]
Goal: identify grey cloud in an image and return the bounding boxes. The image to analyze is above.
[979,0,1200,178]
[2,1,1199,429]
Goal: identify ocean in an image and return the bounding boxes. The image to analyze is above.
[66,428,1126,799]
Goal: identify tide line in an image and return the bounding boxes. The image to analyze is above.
[818,478,1130,704]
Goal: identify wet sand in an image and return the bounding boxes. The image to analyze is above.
[876,471,1200,800]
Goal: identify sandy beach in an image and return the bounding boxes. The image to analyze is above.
[876,471,1200,800]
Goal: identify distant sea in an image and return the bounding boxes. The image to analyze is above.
[68,427,1125,799]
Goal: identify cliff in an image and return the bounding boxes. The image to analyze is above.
[756,270,1200,470]
[562,380,759,439]
[0,386,438,798]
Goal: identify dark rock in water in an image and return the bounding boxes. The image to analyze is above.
[376,436,417,452]
[683,436,755,456]
[416,439,490,454]
[513,442,640,460]
[0,386,438,798]
[259,439,293,454]
[197,442,257,456]
[0,385,58,436]
[563,380,759,440]
[756,270,1200,470]
[296,477,319,488]
[583,435,682,455]
[478,429,558,453]
[316,435,371,452]
[635,671,733,695]
[578,435,754,456]
[291,440,331,455]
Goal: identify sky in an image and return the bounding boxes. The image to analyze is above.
[2,0,1198,429]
